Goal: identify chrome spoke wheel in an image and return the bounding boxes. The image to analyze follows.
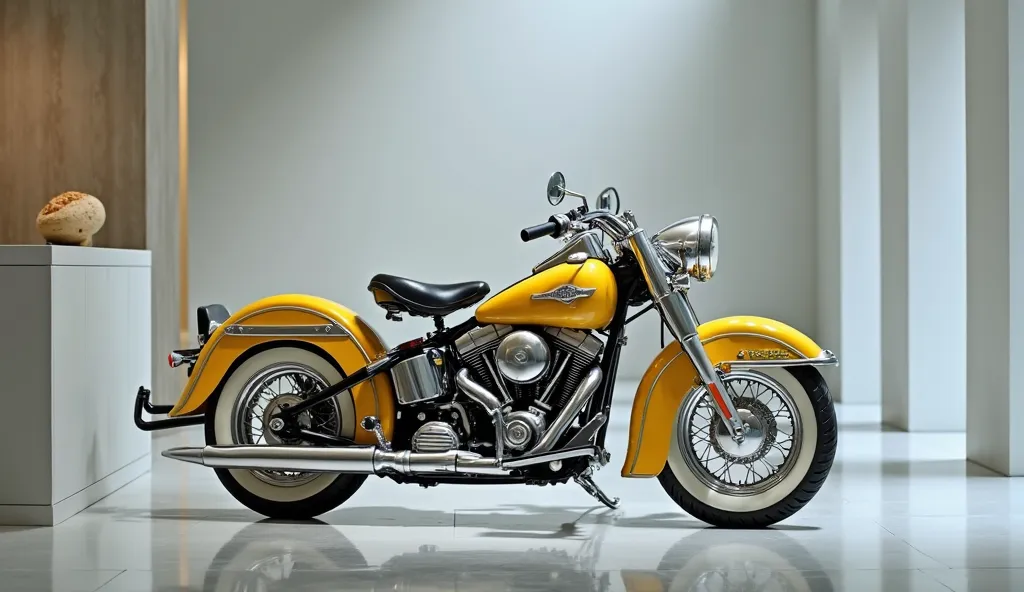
[232,362,342,488]
[678,370,802,497]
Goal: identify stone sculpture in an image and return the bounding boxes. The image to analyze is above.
[36,191,106,246]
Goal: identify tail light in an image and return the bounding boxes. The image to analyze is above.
[168,349,200,368]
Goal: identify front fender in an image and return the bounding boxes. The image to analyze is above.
[621,316,830,478]
[169,294,395,443]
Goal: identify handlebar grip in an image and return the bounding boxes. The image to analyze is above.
[521,219,561,242]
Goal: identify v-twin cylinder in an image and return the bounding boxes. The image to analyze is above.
[161,443,597,476]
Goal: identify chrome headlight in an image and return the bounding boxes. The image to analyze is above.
[653,214,719,281]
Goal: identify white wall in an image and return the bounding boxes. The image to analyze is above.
[816,0,883,405]
[188,0,819,379]
[880,0,966,431]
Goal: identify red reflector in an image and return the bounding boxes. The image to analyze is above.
[167,353,174,368]
[708,383,733,420]
[398,337,425,350]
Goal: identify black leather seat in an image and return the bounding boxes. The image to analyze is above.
[368,274,490,318]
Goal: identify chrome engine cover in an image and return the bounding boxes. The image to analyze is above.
[495,330,551,384]
[503,410,547,451]
[455,324,604,406]
[411,421,461,453]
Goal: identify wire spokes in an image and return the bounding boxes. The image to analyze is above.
[678,371,803,497]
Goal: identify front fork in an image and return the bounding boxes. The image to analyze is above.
[626,224,747,442]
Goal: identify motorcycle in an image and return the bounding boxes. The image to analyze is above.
[134,172,839,528]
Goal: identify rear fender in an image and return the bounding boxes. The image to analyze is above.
[621,316,833,478]
[169,294,395,443]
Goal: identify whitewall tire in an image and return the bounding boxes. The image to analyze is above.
[206,345,366,519]
[658,366,837,528]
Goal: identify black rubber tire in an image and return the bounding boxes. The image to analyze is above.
[204,348,367,521]
[657,366,838,529]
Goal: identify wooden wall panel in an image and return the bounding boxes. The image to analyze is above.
[0,0,146,249]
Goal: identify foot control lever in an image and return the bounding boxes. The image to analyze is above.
[361,416,392,451]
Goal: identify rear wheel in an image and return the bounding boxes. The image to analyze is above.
[205,346,366,520]
[658,367,837,528]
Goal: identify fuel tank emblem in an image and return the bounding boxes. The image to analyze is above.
[531,284,597,304]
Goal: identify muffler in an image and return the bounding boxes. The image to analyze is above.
[161,442,599,476]
[162,445,508,476]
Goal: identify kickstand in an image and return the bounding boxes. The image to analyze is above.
[575,473,620,510]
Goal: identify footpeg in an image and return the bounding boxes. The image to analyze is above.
[361,416,392,451]
[575,473,620,510]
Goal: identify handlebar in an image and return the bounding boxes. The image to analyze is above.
[521,210,635,243]
[520,218,561,242]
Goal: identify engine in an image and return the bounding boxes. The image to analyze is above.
[452,324,604,453]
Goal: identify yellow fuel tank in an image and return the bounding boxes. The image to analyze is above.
[475,260,617,330]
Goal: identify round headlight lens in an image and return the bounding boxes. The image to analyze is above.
[693,215,718,281]
[706,216,719,280]
[653,214,719,282]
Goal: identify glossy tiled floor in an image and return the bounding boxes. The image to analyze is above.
[2,385,1021,591]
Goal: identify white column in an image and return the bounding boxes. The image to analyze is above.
[879,0,966,431]
[965,0,1024,476]
[817,0,882,404]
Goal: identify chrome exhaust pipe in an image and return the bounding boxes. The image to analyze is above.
[162,444,509,476]
[527,366,603,455]
[161,443,598,475]
[455,368,508,461]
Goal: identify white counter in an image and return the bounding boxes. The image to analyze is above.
[0,246,153,525]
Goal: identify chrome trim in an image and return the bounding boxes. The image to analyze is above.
[728,349,839,369]
[174,305,382,420]
[653,214,719,281]
[625,344,836,475]
[440,401,474,435]
[161,441,599,475]
[162,445,508,475]
[222,324,349,337]
[390,351,445,405]
[537,352,571,405]
[482,355,513,404]
[586,211,633,239]
[628,230,679,309]
[682,332,743,436]
[456,368,507,461]
[411,421,461,453]
[544,326,604,358]
[362,415,392,451]
[533,229,608,273]
[454,324,513,356]
[503,409,547,451]
[501,446,599,468]
[700,332,807,357]
[531,284,597,304]
[566,413,607,448]
[528,367,602,455]
[495,330,551,384]
[628,228,742,439]
[364,356,391,374]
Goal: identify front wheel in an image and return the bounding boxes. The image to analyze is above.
[658,366,837,528]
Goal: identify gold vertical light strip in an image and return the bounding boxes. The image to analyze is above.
[178,0,190,348]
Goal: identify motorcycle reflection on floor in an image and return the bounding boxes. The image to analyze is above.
[196,515,833,592]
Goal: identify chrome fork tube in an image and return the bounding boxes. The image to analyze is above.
[626,226,745,440]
